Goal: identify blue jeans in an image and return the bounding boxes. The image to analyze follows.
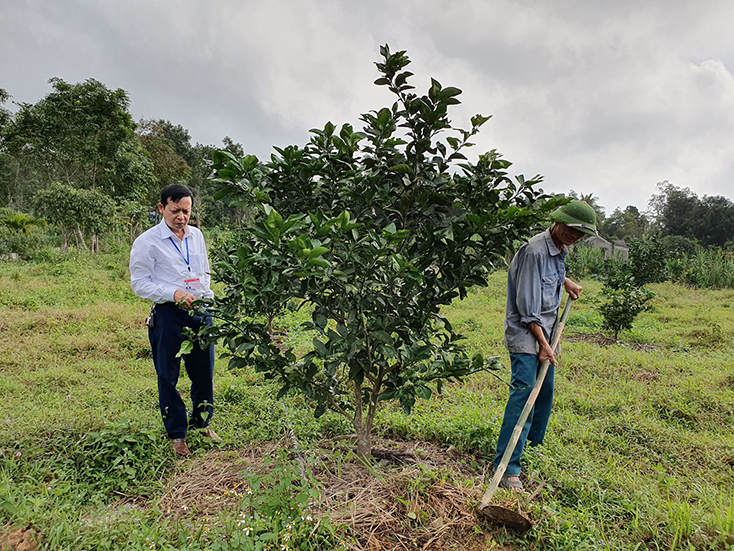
[149,303,215,439]
[493,353,555,476]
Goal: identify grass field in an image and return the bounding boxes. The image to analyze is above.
[1,250,733,550]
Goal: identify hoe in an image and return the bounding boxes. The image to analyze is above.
[477,297,574,532]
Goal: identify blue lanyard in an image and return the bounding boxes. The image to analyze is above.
[169,236,191,272]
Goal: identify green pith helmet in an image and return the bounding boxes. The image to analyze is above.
[550,200,598,236]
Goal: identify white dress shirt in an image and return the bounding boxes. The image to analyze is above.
[130,220,214,304]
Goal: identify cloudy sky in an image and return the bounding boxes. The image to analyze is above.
[2,0,733,214]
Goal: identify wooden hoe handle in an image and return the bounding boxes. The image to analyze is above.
[479,297,575,509]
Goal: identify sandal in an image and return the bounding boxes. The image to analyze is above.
[499,475,524,491]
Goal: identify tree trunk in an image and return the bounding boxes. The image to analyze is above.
[354,422,372,458]
[60,224,68,258]
[352,381,374,458]
[76,227,88,250]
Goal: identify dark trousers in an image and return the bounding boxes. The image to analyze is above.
[493,353,555,476]
[148,302,214,439]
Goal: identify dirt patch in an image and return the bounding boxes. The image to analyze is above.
[0,525,42,551]
[565,331,663,352]
[157,438,524,550]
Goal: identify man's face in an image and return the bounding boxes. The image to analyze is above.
[551,222,586,248]
[158,196,192,233]
[558,223,586,246]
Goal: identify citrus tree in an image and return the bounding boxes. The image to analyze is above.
[599,272,655,340]
[198,46,558,456]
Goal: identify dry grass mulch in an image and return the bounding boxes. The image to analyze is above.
[315,439,494,550]
[155,438,523,550]
[157,442,282,517]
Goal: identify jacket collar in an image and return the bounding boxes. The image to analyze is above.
[543,228,565,257]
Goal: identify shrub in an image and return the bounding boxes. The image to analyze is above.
[0,225,60,259]
[599,274,655,340]
[34,182,115,253]
[660,234,698,257]
[598,257,655,340]
[70,419,169,495]
[627,234,668,286]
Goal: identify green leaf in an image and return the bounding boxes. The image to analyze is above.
[371,330,394,344]
[348,362,365,385]
[176,340,193,357]
[379,388,397,401]
[415,385,432,400]
[237,342,256,353]
[313,338,328,356]
[309,246,330,258]
[308,257,331,268]
[413,345,433,361]
[338,210,351,228]
[313,312,328,329]
[388,163,412,174]
[266,207,284,228]
[470,114,492,127]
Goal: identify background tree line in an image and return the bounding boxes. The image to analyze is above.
[570,183,734,248]
[0,79,245,256]
[1,78,733,259]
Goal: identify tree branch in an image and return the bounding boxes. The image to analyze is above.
[326,393,352,421]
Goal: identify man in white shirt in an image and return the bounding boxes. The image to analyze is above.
[130,184,220,456]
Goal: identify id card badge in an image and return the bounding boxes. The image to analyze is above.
[184,278,201,296]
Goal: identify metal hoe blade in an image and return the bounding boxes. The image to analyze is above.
[477,505,533,533]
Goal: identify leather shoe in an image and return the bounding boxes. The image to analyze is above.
[201,428,222,442]
[170,438,190,456]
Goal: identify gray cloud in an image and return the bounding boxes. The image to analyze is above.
[2,0,732,212]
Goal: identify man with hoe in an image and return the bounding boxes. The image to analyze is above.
[130,184,220,456]
[494,200,598,490]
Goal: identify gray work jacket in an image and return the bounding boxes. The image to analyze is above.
[504,229,566,354]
